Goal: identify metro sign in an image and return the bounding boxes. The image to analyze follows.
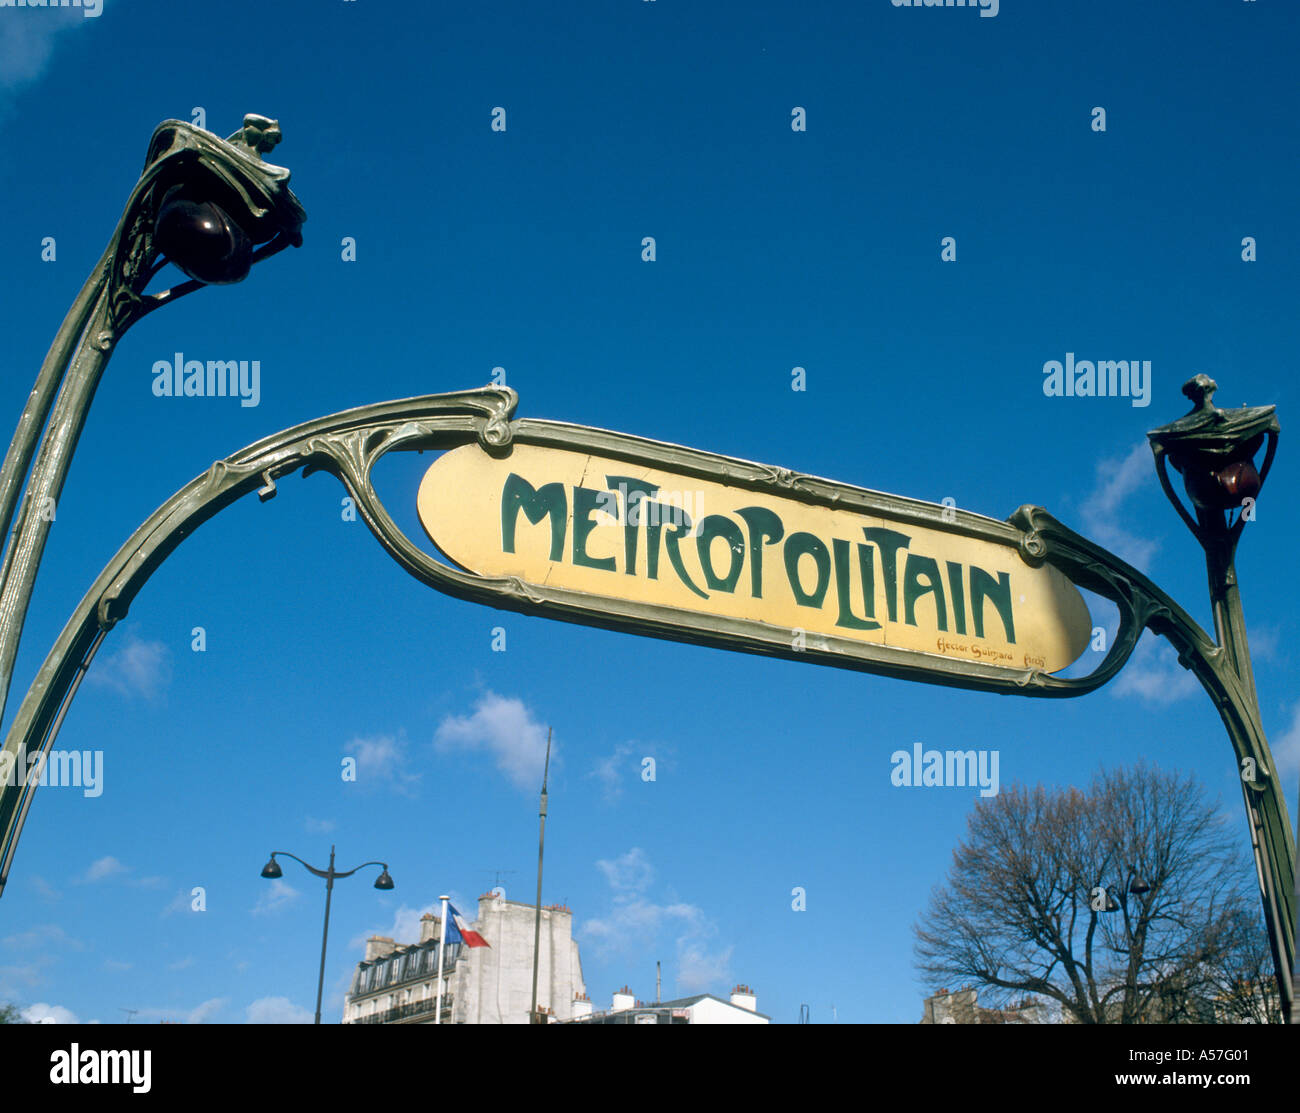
[417,439,1092,683]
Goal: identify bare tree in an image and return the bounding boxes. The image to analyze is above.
[914,762,1278,1023]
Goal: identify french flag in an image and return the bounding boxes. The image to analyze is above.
[446,902,490,948]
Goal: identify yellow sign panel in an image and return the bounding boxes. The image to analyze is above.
[417,444,1092,673]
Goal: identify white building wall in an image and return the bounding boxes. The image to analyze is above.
[453,895,585,1024]
[683,998,769,1025]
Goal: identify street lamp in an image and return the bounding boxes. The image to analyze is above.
[1096,873,1152,915]
[0,113,305,729]
[1148,375,1278,711]
[1004,374,1291,1019]
[1093,872,1164,1020]
[1146,374,1291,1018]
[260,846,394,1024]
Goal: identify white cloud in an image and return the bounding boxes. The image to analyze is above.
[167,956,195,972]
[87,633,171,701]
[0,7,89,95]
[246,996,313,1024]
[596,847,654,893]
[589,743,665,803]
[0,959,49,1000]
[370,903,437,948]
[102,959,132,972]
[582,849,734,997]
[1271,703,1300,782]
[1110,633,1199,705]
[132,997,228,1024]
[434,692,552,791]
[1077,443,1159,571]
[161,889,195,917]
[28,876,59,902]
[589,743,632,802]
[677,942,735,995]
[251,879,300,917]
[304,816,337,834]
[81,855,127,883]
[2,924,82,951]
[1248,625,1280,664]
[22,1001,77,1024]
[344,735,420,796]
[582,896,705,950]
[349,895,475,952]
[185,998,227,1024]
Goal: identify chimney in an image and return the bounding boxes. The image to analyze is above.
[364,936,397,962]
[612,986,635,1013]
[729,984,757,1012]
[419,913,439,944]
[572,993,593,1020]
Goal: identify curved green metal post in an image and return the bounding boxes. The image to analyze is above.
[1009,505,1293,1019]
[0,114,304,729]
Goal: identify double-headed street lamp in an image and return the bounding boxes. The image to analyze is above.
[260,846,394,1025]
[1096,874,1153,916]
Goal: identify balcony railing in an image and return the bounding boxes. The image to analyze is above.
[349,997,453,1025]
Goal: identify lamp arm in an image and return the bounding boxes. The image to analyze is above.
[331,860,389,880]
[269,851,330,880]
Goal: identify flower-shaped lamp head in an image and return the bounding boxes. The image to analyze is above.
[140,114,306,289]
[1148,375,1279,527]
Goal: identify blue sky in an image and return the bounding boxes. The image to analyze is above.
[0,0,1297,1024]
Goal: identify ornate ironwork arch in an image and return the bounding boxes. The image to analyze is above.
[0,386,1290,1020]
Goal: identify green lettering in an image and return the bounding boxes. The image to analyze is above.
[735,507,784,598]
[784,532,830,608]
[903,553,948,631]
[663,511,708,599]
[832,539,881,630]
[643,503,669,580]
[946,561,967,635]
[501,474,566,561]
[696,515,745,593]
[861,528,911,622]
[572,486,616,571]
[970,566,1016,644]
[606,475,659,575]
